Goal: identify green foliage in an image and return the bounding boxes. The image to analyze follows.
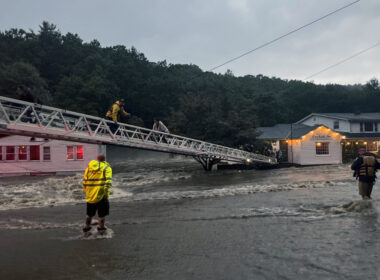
[0,22,379,150]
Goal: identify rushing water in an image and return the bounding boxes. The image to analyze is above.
[0,149,379,279]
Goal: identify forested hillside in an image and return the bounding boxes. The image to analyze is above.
[1,22,379,149]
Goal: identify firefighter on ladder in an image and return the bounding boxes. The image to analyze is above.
[106,99,130,133]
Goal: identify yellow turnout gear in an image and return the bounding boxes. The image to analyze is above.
[106,101,129,122]
[82,160,112,204]
[359,156,376,177]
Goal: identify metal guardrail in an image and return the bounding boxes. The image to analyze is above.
[0,96,276,169]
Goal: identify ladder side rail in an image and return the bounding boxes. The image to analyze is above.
[0,102,11,123]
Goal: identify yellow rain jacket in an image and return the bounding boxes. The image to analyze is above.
[82,160,112,204]
[106,101,129,122]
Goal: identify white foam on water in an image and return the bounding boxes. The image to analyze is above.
[0,218,82,230]
[0,173,132,211]
[121,180,348,203]
[64,228,114,241]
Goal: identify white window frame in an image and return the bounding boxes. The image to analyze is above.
[6,146,16,161]
[66,146,75,160]
[333,120,339,129]
[43,146,51,161]
[18,145,28,161]
[316,142,329,156]
[76,145,84,160]
[29,145,41,161]
[66,145,84,161]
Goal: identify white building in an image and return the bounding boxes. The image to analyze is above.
[258,124,343,165]
[297,113,380,153]
[0,135,105,176]
[258,112,380,165]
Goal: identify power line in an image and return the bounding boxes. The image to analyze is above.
[304,41,380,80]
[207,0,360,72]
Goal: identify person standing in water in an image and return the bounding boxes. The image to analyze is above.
[82,154,112,235]
[351,147,380,200]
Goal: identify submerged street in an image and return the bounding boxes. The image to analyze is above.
[1,150,379,279]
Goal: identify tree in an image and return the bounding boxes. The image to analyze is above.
[0,62,51,104]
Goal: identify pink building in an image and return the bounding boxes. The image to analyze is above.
[0,135,105,176]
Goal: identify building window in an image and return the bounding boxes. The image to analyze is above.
[30,145,40,161]
[316,142,329,155]
[375,123,378,132]
[333,120,339,129]
[18,146,27,160]
[76,146,84,160]
[67,146,74,160]
[6,146,15,160]
[67,145,84,160]
[367,141,378,152]
[364,122,373,132]
[43,146,51,161]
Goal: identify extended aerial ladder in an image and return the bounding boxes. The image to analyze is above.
[0,96,276,170]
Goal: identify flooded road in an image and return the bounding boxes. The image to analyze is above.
[0,150,379,279]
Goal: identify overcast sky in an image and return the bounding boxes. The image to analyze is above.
[0,0,379,85]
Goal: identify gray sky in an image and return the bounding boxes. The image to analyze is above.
[0,0,379,85]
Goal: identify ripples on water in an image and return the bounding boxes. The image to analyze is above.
[0,158,352,211]
[0,157,375,226]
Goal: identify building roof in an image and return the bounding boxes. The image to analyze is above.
[296,113,380,123]
[257,124,323,140]
[341,132,380,139]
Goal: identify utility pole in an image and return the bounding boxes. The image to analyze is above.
[290,123,293,164]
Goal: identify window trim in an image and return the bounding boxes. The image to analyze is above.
[18,145,28,161]
[6,146,16,161]
[43,146,51,161]
[66,145,84,161]
[66,146,75,160]
[364,122,374,132]
[29,145,41,161]
[333,120,339,129]
[315,142,329,156]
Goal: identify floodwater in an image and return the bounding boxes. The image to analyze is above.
[0,149,379,279]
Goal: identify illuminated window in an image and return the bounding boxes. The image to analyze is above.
[30,146,40,160]
[67,146,74,160]
[316,142,329,155]
[43,146,51,161]
[18,146,27,160]
[367,142,378,152]
[76,146,84,160]
[6,146,15,160]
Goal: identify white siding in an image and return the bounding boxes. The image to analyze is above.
[287,141,301,164]
[287,127,342,165]
[0,135,102,176]
[299,136,341,165]
[350,121,380,133]
[300,115,350,132]
[350,122,361,133]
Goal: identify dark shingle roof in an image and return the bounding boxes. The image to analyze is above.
[341,132,380,139]
[297,113,380,123]
[257,124,322,140]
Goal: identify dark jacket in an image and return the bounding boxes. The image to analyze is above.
[351,152,380,182]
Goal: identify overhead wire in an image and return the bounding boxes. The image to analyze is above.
[207,0,361,72]
[304,41,380,81]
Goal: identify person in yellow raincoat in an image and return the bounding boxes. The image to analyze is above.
[106,99,130,133]
[82,154,112,235]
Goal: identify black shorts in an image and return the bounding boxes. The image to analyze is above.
[86,197,109,218]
